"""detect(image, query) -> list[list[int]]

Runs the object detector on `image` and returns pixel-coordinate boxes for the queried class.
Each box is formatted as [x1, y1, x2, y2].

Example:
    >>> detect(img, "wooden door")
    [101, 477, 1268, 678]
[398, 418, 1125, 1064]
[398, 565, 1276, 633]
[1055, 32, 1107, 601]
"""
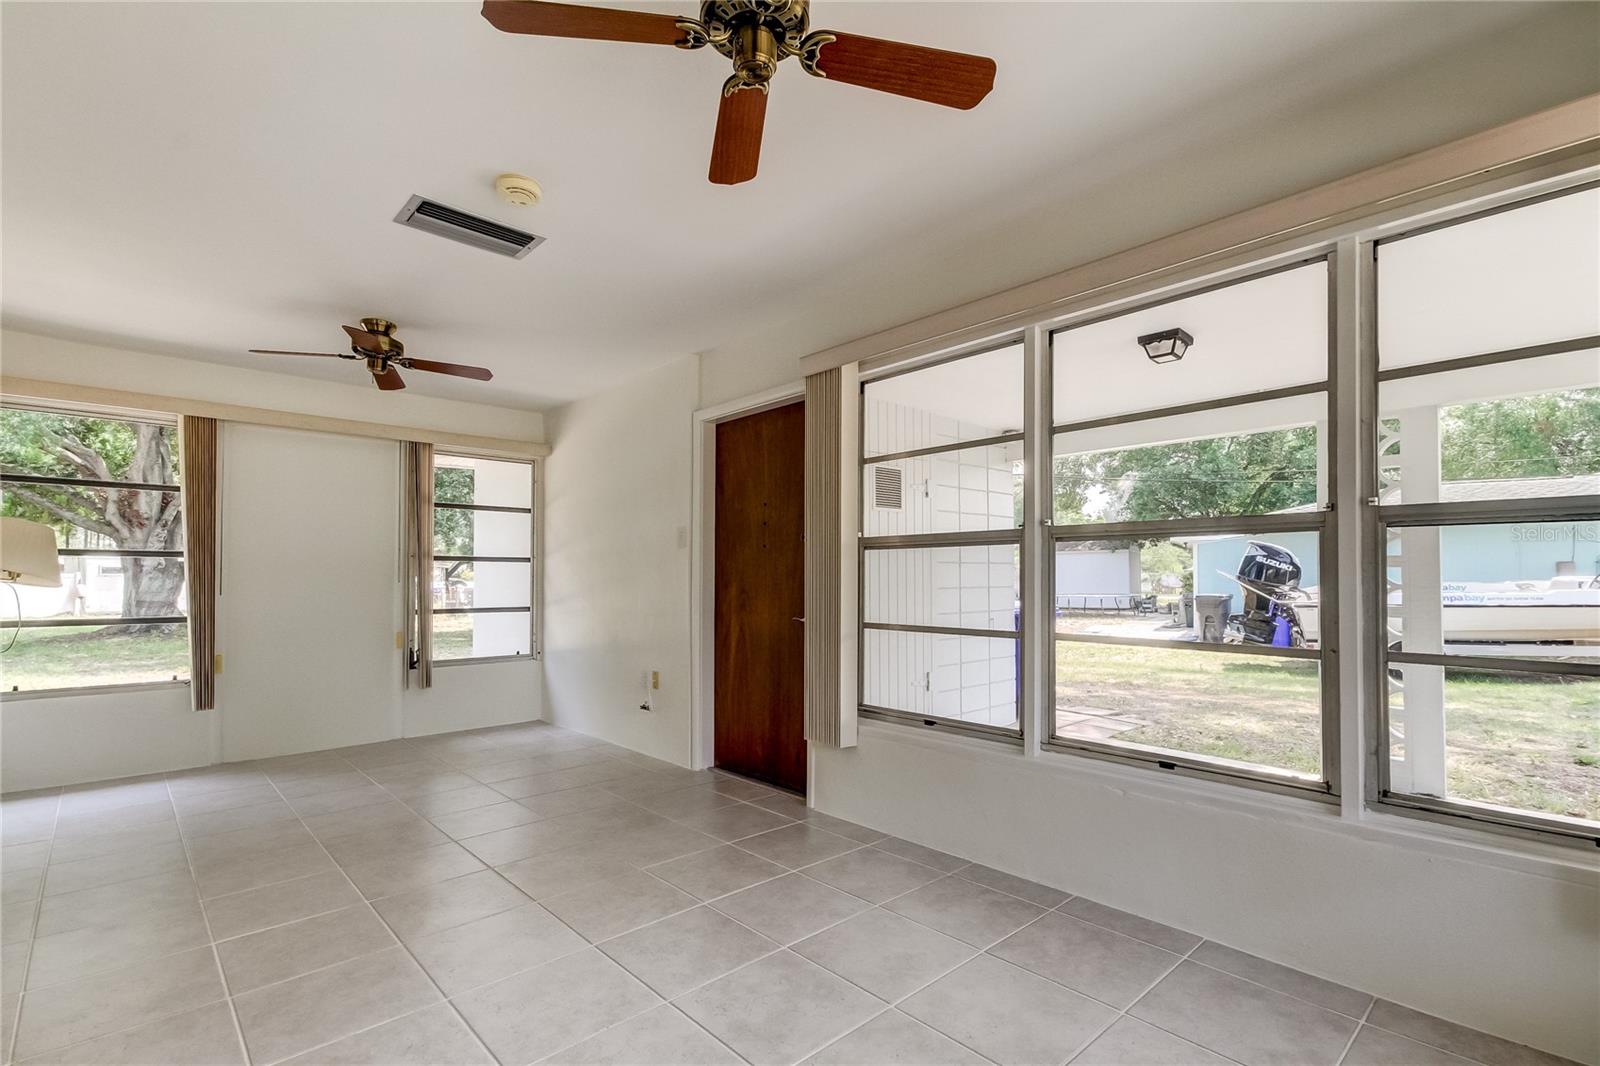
[714, 401, 807, 793]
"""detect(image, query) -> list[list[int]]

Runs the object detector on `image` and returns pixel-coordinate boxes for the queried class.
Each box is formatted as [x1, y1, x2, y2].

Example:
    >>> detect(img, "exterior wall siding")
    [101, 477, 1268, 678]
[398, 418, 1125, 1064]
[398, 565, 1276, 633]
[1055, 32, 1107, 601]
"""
[863, 398, 1020, 726]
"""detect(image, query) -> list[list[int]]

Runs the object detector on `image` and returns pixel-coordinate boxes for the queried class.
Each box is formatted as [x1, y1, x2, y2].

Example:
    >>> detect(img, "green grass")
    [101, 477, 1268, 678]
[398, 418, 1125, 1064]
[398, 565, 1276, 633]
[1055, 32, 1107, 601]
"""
[0, 626, 189, 691]
[432, 613, 474, 659]
[1056, 642, 1599, 819]
[1057, 643, 1323, 776]
[1426, 671, 1598, 821]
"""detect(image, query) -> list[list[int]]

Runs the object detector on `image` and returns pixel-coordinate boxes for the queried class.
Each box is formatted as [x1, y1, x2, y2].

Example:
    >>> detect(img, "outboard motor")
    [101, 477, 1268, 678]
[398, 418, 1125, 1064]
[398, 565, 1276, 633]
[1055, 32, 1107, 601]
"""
[1226, 541, 1309, 648]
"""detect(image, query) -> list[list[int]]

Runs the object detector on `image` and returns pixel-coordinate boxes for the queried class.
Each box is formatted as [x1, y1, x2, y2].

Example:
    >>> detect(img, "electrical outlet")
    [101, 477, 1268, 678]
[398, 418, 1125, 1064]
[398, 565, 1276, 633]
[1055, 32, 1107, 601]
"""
[395, 631, 404, 650]
[651, 671, 660, 690]
[213, 653, 223, 674]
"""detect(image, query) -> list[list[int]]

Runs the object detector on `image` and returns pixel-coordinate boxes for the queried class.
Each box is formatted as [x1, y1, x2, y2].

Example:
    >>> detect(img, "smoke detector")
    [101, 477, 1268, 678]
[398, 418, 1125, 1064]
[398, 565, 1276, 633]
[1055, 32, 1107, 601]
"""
[495, 173, 542, 207]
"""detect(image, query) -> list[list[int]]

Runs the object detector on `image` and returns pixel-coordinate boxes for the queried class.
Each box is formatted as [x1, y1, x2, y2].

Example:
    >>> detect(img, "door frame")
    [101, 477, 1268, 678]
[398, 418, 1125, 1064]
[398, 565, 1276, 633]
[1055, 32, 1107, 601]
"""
[690, 381, 808, 793]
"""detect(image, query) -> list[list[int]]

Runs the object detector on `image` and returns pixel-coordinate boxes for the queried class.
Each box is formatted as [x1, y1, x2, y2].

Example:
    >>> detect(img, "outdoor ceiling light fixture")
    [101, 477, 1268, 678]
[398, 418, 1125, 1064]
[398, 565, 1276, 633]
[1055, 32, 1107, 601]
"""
[1138, 327, 1193, 364]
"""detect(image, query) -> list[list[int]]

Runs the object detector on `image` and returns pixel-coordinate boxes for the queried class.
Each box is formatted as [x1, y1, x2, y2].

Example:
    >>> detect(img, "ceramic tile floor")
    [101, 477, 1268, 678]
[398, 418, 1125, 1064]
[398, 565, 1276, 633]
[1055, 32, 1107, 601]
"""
[0, 721, 1578, 1066]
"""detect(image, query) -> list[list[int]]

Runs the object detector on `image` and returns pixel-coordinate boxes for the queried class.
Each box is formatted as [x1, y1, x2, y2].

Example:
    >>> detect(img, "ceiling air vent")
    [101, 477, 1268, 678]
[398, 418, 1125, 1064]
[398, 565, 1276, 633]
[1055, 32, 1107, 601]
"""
[393, 195, 546, 259]
[873, 466, 904, 510]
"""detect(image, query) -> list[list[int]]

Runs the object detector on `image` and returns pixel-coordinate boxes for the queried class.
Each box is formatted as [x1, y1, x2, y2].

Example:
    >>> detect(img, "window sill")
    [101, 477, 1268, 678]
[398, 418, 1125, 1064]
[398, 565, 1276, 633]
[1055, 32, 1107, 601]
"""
[1042, 737, 1334, 805]
[0, 679, 192, 702]
[851, 717, 1600, 880]
[430, 654, 540, 668]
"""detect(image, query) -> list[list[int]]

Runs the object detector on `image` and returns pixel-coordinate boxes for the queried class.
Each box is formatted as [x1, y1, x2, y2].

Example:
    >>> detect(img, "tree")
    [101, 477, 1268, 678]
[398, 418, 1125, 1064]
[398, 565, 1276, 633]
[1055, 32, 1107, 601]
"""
[432, 466, 475, 605]
[1100, 427, 1320, 522]
[1051, 454, 1098, 524]
[1140, 540, 1193, 594]
[1439, 389, 1600, 481]
[1, 411, 184, 628]
[1051, 427, 1320, 525]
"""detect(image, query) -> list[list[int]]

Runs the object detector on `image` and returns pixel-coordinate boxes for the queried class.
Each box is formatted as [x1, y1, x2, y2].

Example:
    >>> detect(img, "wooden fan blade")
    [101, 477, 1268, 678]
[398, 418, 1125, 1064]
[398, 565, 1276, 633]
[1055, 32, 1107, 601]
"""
[709, 86, 767, 185]
[481, 1, 689, 45]
[809, 32, 995, 110]
[342, 324, 388, 351]
[405, 358, 494, 382]
[372, 366, 407, 391]
[249, 349, 344, 358]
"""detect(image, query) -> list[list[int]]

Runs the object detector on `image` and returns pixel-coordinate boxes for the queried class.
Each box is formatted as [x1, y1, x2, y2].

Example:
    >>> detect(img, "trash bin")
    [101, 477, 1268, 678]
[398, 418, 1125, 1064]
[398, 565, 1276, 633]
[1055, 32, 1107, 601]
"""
[1194, 594, 1233, 643]
[1180, 593, 1195, 628]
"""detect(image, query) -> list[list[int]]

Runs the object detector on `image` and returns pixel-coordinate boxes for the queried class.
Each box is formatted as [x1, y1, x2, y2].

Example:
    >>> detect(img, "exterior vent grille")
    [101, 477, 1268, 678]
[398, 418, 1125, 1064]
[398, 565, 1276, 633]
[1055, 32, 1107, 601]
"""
[873, 466, 904, 510]
[393, 195, 545, 259]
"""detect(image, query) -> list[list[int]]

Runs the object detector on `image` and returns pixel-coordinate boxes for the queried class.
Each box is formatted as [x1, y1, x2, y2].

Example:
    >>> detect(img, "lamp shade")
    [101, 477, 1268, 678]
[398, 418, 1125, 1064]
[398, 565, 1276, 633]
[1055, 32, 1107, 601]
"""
[0, 518, 62, 587]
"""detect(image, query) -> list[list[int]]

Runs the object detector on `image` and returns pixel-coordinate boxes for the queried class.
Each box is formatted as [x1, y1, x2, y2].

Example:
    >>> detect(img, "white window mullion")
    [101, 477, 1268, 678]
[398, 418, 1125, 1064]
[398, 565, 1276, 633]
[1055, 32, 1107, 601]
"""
[1021, 323, 1052, 756]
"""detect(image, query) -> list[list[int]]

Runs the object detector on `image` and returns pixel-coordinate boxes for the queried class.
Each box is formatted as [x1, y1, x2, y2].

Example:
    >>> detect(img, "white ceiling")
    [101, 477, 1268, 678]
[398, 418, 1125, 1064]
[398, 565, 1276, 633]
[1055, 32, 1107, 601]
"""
[3, 2, 1596, 411]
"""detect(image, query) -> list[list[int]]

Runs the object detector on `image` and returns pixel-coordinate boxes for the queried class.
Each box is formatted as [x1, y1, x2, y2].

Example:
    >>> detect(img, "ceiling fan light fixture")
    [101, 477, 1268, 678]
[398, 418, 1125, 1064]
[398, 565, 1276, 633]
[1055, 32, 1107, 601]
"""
[479, 0, 996, 184]
[250, 320, 494, 391]
[495, 173, 543, 206]
[1138, 327, 1193, 364]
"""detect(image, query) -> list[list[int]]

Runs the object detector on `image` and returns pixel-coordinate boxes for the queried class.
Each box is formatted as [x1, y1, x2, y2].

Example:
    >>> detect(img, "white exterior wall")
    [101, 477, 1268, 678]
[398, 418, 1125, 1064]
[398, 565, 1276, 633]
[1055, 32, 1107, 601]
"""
[1054, 548, 1138, 599]
[469, 458, 535, 659]
[863, 398, 1019, 726]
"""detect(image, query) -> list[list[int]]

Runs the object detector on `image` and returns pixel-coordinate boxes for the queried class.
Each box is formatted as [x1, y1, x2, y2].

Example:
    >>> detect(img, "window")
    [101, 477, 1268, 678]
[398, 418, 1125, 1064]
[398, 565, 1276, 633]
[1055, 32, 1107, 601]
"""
[859, 343, 1023, 733]
[431, 453, 535, 661]
[1047, 261, 1336, 790]
[0, 406, 189, 692]
[1372, 184, 1600, 840]
[847, 173, 1598, 846]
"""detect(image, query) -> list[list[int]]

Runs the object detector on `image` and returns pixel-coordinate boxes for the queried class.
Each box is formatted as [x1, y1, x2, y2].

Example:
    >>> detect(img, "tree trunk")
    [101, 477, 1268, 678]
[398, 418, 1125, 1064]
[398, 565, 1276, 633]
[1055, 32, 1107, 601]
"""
[101, 427, 186, 633]
[118, 556, 187, 627]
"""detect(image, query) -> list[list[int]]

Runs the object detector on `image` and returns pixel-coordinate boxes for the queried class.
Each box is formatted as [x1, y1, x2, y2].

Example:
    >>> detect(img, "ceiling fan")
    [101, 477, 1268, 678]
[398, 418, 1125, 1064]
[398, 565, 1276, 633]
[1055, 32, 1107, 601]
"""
[249, 319, 494, 392]
[480, 0, 997, 184]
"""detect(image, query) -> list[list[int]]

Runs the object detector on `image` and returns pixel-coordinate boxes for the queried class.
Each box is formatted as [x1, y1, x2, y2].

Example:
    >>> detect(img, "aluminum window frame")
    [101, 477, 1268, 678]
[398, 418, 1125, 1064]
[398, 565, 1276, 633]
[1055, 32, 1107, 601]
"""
[1366, 183, 1600, 844]
[428, 451, 538, 665]
[1042, 255, 1341, 798]
[0, 404, 192, 694]
[857, 338, 1028, 742]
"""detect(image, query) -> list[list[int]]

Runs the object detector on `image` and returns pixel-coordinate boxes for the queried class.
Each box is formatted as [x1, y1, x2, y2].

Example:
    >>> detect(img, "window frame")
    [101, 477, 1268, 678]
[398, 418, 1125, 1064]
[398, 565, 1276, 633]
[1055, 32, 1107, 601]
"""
[1042, 255, 1342, 799]
[1365, 182, 1600, 845]
[0, 402, 192, 695]
[857, 339, 1027, 742]
[428, 452, 539, 666]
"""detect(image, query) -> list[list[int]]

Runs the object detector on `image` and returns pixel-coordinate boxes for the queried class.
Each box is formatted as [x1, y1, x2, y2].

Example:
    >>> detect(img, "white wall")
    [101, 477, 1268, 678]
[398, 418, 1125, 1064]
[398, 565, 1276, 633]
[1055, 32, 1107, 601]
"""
[540, 356, 697, 764]
[813, 727, 1600, 1064]
[402, 658, 541, 739]
[216, 424, 403, 759]
[0, 685, 208, 792]
[1055, 548, 1138, 598]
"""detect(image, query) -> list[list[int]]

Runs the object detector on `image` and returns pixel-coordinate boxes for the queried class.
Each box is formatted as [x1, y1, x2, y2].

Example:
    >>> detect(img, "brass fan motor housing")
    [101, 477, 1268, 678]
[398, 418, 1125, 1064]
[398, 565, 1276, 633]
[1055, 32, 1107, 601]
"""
[681, 0, 832, 92]
[730, 23, 780, 88]
[699, 0, 809, 56]
[354, 317, 404, 358]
